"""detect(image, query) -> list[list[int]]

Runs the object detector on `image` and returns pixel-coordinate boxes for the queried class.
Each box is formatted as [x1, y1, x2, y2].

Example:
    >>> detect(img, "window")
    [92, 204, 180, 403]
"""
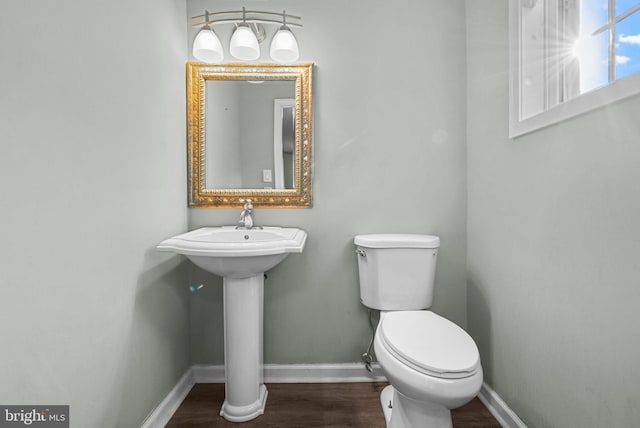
[580, 0, 640, 88]
[510, 0, 640, 137]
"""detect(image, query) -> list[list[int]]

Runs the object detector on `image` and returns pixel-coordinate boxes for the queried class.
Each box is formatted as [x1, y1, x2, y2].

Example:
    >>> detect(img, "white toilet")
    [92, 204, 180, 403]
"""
[354, 234, 483, 428]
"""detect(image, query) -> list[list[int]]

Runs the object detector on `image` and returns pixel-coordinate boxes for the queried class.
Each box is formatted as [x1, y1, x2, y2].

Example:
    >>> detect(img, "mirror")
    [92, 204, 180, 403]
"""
[187, 62, 313, 208]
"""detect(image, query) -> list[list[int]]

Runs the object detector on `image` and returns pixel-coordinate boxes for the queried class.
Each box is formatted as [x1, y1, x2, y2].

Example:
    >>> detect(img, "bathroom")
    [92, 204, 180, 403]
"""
[1, 0, 639, 427]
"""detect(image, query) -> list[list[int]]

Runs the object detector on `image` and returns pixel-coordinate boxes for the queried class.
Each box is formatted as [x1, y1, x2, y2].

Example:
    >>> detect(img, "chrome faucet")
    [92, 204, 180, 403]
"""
[238, 199, 255, 229]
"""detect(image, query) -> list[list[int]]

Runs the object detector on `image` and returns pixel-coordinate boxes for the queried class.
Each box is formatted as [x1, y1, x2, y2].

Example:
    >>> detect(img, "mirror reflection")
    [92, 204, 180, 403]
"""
[187, 62, 313, 208]
[205, 80, 295, 189]
[274, 98, 295, 190]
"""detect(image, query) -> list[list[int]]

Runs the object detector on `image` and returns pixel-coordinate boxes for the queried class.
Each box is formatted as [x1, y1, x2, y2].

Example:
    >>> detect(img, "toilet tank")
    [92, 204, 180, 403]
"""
[354, 234, 440, 311]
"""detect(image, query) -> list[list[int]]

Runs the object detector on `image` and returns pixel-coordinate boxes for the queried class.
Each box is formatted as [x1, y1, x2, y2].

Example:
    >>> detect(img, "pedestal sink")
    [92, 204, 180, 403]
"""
[157, 226, 307, 422]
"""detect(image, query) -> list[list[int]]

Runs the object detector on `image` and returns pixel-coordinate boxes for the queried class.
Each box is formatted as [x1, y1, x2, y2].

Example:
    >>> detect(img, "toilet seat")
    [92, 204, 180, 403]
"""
[379, 311, 480, 379]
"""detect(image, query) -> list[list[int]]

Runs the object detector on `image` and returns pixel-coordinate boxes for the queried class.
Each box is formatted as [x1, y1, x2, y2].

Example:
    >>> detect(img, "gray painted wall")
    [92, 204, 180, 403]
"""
[238, 81, 294, 189]
[0, 1, 190, 427]
[187, 0, 468, 364]
[206, 81, 242, 188]
[467, 1, 640, 427]
[5, 1, 634, 427]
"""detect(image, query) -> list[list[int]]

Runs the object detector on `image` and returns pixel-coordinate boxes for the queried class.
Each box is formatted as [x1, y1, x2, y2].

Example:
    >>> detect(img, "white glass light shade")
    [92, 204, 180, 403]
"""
[270, 28, 299, 63]
[229, 24, 260, 60]
[192, 27, 224, 63]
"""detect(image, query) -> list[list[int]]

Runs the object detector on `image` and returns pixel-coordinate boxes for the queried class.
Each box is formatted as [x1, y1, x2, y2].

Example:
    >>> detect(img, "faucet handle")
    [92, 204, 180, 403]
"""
[240, 199, 253, 210]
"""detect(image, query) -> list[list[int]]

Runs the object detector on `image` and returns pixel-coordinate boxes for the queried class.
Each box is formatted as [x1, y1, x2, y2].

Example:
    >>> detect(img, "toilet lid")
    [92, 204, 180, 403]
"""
[379, 311, 480, 379]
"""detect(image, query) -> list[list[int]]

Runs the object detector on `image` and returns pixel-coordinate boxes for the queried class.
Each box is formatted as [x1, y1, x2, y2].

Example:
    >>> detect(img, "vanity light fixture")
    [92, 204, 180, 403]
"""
[191, 7, 302, 63]
[270, 11, 299, 63]
[229, 23, 260, 61]
[192, 12, 224, 63]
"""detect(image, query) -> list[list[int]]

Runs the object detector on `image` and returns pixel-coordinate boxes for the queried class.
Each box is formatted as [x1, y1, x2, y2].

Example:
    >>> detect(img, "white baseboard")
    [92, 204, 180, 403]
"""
[140, 369, 194, 428]
[478, 382, 528, 428]
[265, 362, 387, 383]
[193, 362, 387, 383]
[191, 364, 225, 383]
[192, 363, 387, 383]
[142, 364, 525, 428]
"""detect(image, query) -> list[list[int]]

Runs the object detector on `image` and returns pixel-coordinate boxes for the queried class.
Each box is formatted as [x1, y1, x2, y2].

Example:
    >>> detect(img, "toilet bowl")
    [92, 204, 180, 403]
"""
[354, 234, 483, 428]
[374, 311, 483, 428]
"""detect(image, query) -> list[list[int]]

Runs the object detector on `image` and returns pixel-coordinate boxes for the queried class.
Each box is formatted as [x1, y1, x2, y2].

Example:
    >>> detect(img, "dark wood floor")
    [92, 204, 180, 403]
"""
[167, 382, 501, 427]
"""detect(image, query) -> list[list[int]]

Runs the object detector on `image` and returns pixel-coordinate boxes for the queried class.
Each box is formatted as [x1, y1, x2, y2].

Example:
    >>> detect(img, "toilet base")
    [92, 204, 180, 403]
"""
[380, 385, 394, 424]
[380, 385, 452, 428]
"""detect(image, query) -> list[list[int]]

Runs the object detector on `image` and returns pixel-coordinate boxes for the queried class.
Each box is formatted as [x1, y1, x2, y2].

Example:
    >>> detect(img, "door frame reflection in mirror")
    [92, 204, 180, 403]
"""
[273, 98, 295, 190]
[187, 62, 313, 208]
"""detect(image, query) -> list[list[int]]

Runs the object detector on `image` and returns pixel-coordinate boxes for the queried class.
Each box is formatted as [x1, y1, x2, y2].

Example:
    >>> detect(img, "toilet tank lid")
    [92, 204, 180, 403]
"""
[354, 234, 440, 249]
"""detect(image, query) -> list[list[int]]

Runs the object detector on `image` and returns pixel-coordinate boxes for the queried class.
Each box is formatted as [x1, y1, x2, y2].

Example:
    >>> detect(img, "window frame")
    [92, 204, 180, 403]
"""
[509, 0, 640, 138]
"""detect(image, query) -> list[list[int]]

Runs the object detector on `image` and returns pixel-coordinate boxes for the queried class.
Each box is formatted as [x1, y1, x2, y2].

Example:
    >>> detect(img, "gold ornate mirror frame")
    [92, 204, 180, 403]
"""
[187, 62, 313, 208]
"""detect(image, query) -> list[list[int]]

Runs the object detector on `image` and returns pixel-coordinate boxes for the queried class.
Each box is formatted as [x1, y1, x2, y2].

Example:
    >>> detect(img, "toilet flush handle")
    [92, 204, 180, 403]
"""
[355, 248, 366, 257]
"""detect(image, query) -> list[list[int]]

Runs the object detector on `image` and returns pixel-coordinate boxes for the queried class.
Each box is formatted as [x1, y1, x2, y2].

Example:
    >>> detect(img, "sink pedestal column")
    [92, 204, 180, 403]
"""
[220, 274, 268, 422]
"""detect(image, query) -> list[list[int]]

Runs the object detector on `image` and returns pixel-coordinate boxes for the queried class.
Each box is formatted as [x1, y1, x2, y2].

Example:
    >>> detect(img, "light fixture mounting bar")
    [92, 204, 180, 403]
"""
[192, 9, 302, 29]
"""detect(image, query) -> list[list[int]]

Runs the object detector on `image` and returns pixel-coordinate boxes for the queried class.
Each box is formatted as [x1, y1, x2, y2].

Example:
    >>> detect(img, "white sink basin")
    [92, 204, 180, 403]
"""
[157, 226, 307, 278]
